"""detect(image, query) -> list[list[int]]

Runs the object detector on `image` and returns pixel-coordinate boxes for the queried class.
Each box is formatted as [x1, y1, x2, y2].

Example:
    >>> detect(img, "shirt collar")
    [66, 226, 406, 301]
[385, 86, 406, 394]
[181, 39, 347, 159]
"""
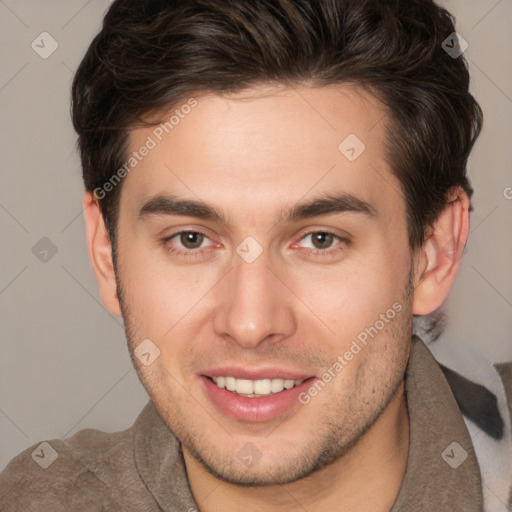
[133, 336, 483, 511]
[390, 335, 483, 511]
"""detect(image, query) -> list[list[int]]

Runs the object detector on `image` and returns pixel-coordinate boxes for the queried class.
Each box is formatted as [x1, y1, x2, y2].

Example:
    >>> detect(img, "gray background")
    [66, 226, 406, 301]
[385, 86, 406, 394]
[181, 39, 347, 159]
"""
[1, 0, 511, 471]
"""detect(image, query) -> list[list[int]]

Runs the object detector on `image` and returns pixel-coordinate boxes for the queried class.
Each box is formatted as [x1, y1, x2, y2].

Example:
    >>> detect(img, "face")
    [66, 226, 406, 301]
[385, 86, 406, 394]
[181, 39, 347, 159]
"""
[113, 84, 415, 485]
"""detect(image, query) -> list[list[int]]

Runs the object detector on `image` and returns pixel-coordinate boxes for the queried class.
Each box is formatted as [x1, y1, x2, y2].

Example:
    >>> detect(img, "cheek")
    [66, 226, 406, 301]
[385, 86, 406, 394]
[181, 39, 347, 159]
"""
[288, 250, 410, 344]
[119, 249, 223, 368]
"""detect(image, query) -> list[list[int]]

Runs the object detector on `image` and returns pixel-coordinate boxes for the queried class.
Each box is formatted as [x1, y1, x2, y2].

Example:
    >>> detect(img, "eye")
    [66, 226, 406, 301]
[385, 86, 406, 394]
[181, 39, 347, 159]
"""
[163, 230, 214, 257]
[296, 231, 348, 256]
[174, 231, 209, 249]
[300, 232, 337, 250]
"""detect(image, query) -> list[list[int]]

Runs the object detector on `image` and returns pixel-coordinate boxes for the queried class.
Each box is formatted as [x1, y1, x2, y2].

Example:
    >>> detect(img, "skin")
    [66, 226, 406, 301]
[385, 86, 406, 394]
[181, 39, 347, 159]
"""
[84, 84, 469, 511]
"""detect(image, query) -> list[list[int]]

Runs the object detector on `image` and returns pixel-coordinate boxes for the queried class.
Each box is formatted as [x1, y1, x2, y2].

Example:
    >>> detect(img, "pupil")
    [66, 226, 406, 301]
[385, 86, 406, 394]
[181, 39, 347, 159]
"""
[313, 232, 332, 249]
[181, 232, 203, 249]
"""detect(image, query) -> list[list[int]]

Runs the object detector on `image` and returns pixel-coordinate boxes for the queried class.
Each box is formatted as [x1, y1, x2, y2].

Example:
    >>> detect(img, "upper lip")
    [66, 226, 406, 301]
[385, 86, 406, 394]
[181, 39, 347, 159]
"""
[200, 367, 315, 381]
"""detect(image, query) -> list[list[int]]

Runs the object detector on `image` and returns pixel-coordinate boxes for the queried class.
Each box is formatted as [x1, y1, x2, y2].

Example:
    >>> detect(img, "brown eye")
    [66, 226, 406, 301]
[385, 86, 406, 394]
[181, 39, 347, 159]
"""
[310, 232, 335, 250]
[296, 230, 348, 258]
[179, 231, 205, 249]
[163, 229, 215, 259]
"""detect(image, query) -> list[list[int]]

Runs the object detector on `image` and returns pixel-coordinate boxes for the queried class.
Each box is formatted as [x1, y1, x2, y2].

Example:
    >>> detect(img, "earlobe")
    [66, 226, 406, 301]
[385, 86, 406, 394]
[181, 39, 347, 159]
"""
[412, 187, 470, 316]
[83, 192, 122, 317]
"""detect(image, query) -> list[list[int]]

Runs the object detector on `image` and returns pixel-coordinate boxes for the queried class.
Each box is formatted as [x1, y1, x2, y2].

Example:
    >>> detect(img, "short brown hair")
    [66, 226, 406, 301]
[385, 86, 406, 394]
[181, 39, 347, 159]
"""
[71, 0, 482, 252]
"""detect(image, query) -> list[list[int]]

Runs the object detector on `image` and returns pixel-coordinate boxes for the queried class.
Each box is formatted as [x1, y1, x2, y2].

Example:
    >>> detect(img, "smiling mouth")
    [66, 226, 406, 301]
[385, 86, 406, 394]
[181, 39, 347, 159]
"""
[206, 376, 306, 397]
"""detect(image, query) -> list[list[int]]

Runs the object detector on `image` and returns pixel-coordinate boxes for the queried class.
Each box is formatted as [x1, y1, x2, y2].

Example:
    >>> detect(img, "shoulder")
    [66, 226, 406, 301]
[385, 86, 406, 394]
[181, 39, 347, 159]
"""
[494, 360, 512, 433]
[0, 426, 135, 512]
[494, 360, 512, 431]
[495, 360, 512, 395]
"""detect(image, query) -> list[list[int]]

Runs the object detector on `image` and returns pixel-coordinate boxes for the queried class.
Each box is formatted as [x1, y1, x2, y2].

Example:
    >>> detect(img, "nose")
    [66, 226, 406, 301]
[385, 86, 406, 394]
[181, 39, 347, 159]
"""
[213, 247, 297, 349]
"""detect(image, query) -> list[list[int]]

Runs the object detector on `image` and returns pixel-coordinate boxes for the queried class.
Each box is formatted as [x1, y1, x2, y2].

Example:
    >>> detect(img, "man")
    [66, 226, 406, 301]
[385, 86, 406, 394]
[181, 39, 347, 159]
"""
[1, 0, 511, 510]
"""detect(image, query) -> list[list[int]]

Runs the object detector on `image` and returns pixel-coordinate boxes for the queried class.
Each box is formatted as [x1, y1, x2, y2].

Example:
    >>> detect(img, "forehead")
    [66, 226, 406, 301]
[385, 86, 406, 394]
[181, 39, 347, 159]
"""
[121, 84, 403, 225]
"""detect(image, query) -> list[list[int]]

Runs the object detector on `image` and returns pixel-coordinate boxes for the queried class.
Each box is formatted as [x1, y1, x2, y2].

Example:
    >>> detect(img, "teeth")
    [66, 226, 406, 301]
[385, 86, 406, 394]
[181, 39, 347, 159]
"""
[284, 380, 295, 389]
[211, 376, 304, 396]
[236, 379, 253, 395]
[271, 379, 285, 393]
[225, 376, 236, 391]
[254, 379, 271, 395]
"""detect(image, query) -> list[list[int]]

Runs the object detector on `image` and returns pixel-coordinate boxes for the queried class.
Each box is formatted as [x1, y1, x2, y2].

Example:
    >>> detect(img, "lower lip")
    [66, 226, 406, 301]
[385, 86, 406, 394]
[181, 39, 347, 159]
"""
[199, 376, 317, 422]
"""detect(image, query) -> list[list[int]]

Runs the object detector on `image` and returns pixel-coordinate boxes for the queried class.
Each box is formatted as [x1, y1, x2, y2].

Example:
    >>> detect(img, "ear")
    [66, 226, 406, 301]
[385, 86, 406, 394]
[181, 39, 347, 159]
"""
[412, 187, 470, 315]
[83, 192, 122, 317]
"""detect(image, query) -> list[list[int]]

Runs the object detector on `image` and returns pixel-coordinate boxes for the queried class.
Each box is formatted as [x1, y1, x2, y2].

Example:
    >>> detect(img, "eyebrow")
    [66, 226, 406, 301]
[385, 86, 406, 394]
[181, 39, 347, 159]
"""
[138, 192, 377, 225]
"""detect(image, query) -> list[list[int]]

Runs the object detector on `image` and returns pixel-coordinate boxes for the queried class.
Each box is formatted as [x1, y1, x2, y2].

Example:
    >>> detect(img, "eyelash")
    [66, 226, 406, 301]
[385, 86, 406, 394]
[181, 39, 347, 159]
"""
[162, 230, 349, 259]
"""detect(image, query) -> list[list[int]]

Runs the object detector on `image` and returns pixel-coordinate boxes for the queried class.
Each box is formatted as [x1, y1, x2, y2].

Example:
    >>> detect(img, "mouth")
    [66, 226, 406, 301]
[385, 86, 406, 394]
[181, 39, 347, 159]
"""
[199, 372, 317, 422]
[207, 376, 305, 397]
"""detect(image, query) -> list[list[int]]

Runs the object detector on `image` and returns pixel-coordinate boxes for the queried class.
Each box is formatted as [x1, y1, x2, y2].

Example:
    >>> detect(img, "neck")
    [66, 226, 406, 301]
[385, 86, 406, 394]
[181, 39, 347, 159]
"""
[184, 381, 410, 512]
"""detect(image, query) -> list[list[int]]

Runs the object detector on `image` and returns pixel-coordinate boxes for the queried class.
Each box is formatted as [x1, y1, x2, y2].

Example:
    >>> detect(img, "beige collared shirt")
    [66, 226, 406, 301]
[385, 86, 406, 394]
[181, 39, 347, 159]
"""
[1, 337, 510, 511]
